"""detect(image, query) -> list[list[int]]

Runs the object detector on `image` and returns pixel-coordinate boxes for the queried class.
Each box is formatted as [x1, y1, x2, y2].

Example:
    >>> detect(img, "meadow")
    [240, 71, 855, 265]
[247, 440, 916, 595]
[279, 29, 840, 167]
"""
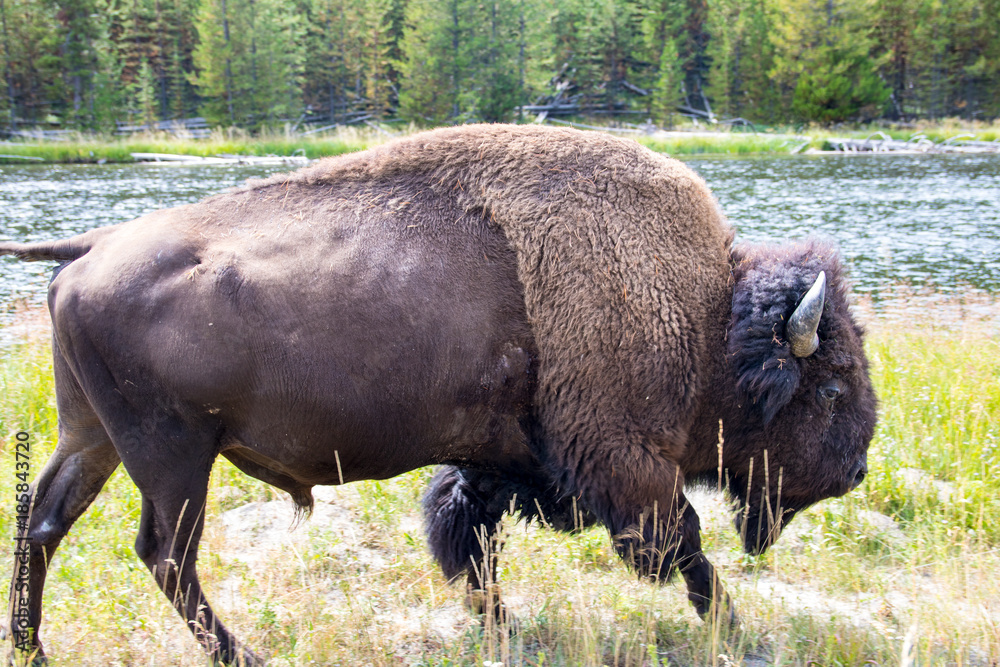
[0, 298, 997, 666]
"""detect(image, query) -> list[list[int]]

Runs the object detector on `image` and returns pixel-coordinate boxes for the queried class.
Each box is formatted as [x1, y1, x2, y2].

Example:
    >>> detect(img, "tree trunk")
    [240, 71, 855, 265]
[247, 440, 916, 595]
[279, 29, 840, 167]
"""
[517, 0, 525, 123]
[249, 0, 258, 122]
[0, 0, 15, 129]
[450, 0, 460, 118]
[221, 0, 234, 124]
[156, 0, 168, 120]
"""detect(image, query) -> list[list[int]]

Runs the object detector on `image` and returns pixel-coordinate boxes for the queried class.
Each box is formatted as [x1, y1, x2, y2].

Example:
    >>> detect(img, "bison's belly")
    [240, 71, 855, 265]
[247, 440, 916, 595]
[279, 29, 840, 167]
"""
[49, 204, 538, 485]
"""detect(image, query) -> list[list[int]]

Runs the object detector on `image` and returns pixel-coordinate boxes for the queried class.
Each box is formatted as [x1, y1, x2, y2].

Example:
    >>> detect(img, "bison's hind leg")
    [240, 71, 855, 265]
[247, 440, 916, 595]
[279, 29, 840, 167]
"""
[118, 423, 264, 667]
[4, 347, 120, 661]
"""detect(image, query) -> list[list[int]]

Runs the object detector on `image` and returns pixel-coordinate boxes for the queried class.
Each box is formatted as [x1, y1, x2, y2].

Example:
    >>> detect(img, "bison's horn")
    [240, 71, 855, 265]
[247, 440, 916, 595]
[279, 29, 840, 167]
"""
[787, 271, 826, 358]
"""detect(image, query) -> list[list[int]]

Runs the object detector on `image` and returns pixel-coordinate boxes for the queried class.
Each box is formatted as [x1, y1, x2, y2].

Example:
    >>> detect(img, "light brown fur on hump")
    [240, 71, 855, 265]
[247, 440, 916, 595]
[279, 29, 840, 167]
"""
[248, 124, 734, 472]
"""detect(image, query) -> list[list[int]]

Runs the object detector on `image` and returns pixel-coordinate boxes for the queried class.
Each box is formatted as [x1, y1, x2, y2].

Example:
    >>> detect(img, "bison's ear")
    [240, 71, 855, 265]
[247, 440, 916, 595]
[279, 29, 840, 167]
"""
[727, 290, 803, 425]
[732, 351, 801, 425]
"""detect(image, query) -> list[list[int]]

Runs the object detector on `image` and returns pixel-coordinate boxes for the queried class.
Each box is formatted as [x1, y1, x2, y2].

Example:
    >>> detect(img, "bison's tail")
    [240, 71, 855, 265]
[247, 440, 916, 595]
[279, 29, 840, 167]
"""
[0, 229, 108, 262]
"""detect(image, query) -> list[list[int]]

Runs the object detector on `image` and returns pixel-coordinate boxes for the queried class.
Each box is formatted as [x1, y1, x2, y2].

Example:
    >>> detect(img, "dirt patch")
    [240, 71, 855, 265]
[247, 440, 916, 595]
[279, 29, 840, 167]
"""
[202, 484, 473, 660]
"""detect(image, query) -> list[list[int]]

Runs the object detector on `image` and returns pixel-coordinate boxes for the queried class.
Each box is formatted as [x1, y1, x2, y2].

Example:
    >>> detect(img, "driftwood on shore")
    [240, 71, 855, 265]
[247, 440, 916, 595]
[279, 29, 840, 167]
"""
[824, 132, 1000, 154]
[130, 152, 311, 165]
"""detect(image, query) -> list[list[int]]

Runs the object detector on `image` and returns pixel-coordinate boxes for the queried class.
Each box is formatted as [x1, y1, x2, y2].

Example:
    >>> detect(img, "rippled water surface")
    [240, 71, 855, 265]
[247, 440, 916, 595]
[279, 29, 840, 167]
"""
[0, 163, 278, 304]
[687, 153, 1000, 296]
[1, 154, 998, 308]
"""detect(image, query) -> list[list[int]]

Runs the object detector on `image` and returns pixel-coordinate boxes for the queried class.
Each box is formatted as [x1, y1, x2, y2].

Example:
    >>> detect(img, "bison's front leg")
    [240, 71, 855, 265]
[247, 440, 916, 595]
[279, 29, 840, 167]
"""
[584, 454, 737, 625]
[672, 506, 737, 625]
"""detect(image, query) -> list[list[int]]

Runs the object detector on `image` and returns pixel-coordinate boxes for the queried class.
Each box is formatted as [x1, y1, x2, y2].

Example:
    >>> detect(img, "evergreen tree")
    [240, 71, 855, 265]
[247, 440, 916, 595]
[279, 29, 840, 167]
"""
[909, 0, 997, 119]
[168, 0, 201, 120]
[771, 0, 889, 123]
[382, 0, 407, 106]
[397, 0, 457, 122]
[651, 36, 682, 124]
[191, 0, 304, 127]
[90, 0, 127, 130]
[131, 54, 158, 127]
[7, 0, 63, 124]
[704, 0, 777, 121]
[982, 0, 1000, 116]
[704, 0, 736, 116]
[639, 0, 687, 118]
[189, 0, 234, 123]
[0, 0, 15, 127]
[871, 0, 915, 119]
[462, 0, 530, 121]
[302, 0, 351, 122]
[398, 0, 542, 123]
[679, 0, 710, 112]
[357, 0, 395, 117]
[735, 0, 778, 119]
[549, 0, 644, 111]
[0, 0, 996, 131]
[53, 0, 104, 127]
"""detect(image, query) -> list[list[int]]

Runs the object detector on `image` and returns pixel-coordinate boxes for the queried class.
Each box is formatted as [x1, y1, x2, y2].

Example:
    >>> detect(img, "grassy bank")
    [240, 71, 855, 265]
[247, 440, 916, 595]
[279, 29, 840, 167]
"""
[636, 133, 807, 156]
[2, 119, 998, 164]
[0, 126, 391, 165]
[0, 125, 804, 164]
[0, 306, 998, 665]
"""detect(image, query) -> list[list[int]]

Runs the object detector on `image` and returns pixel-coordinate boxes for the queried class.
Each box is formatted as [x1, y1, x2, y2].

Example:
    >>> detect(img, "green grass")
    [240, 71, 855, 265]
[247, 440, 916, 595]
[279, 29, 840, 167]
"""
[637, 134, 810, 156]
[0, 126, 390, 164]
[2, 119, 997, 164]
[863, 324, 1000, 539]
[0, 306, 998, 665]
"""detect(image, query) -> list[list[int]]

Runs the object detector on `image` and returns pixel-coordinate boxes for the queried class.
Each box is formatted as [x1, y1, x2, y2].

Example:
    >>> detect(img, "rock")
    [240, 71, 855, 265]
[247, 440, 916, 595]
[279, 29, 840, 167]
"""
[897, 467, 957, 504]
[856, 510, 908, 545]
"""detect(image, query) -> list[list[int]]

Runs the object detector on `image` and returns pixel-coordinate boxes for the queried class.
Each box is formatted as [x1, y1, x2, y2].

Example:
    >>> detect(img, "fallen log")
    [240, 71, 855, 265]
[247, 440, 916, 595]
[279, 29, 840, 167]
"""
[130, 152, 310, 165]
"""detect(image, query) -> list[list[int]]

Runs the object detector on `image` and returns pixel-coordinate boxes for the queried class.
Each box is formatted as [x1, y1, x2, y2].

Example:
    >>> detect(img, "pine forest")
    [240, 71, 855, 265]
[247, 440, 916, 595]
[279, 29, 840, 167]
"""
[0, 0, 998, 133]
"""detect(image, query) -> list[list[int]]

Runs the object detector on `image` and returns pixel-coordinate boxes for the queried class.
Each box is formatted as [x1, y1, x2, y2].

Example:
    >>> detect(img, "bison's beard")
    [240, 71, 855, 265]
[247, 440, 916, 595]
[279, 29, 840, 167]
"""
[732, 503, 802, 555]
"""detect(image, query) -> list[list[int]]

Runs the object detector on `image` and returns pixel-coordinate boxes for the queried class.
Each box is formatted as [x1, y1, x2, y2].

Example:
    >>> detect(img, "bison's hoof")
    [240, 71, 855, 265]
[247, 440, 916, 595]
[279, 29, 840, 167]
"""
[465, 587, 520, 635]
[695, 598, 740, 630]
[225, 647, 267, 667]
[6, 647, 48, 667]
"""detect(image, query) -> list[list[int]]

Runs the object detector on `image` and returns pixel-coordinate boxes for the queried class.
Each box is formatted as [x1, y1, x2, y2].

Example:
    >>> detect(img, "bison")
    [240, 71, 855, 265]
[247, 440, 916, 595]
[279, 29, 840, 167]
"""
[0, 124, 876, 665]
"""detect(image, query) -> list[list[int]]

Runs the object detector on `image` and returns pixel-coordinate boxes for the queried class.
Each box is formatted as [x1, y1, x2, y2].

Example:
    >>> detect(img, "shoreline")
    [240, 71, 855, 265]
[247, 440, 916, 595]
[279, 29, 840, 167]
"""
[1, 124, 998, 164]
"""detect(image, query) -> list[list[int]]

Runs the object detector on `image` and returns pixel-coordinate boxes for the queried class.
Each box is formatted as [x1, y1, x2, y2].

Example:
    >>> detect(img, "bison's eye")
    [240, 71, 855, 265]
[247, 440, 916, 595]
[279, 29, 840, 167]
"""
[817, 379, 844, 410]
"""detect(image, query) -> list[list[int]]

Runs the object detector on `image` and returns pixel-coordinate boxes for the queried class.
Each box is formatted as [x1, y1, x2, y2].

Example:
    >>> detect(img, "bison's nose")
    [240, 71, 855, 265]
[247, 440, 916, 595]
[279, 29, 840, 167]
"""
[849, 459, 868, 491]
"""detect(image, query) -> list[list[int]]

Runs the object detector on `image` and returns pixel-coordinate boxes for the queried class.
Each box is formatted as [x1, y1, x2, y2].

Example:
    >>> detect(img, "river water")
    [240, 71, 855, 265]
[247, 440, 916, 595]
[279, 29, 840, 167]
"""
[1, 153, 998, 312]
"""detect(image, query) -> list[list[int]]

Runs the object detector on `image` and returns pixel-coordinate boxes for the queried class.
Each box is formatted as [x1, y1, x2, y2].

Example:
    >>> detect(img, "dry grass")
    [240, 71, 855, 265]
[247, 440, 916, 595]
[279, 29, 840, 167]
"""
[0, 300, 998, 666]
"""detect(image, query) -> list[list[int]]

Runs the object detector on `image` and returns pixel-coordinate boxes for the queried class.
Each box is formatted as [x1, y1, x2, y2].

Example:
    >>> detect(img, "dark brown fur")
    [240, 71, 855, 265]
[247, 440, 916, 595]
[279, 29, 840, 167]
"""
[0, 125, 875, 664]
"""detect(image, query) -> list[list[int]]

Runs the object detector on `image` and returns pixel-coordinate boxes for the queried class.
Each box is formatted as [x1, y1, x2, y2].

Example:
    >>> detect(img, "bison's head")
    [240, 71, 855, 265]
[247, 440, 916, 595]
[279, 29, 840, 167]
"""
[722, 241, 877, 555]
